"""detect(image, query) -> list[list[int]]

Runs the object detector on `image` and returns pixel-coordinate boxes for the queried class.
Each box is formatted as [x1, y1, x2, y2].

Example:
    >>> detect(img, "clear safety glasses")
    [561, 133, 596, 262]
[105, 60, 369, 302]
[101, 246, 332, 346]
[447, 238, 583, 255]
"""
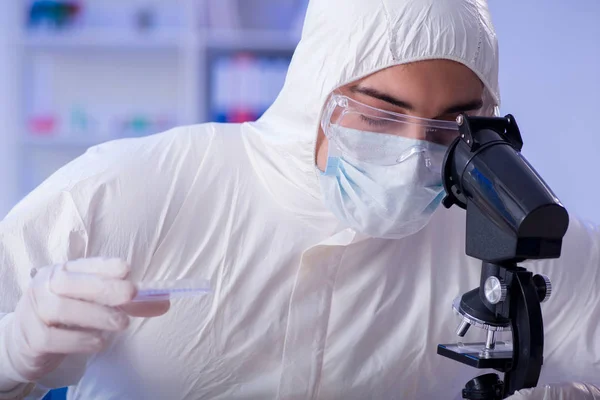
[320, 93, 462, 168]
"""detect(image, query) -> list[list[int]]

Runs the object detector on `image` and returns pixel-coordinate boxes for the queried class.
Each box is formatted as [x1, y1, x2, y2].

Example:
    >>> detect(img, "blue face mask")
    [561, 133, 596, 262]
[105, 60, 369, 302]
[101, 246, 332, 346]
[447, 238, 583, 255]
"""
[318, 127, 447, 239]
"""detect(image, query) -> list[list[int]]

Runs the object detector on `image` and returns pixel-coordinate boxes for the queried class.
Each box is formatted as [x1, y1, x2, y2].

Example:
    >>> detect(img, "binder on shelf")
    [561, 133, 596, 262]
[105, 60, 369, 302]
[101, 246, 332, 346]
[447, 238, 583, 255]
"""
[207, 50, 293, 123]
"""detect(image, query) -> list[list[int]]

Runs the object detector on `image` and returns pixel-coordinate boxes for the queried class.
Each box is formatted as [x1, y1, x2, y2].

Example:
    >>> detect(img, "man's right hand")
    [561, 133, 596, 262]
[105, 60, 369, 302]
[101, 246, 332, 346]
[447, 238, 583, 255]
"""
[1, 258, 169, 384]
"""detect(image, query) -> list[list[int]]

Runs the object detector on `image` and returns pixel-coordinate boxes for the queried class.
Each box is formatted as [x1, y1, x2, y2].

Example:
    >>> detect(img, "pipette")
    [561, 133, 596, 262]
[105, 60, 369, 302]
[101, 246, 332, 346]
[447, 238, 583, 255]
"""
[132, 278, 212, 302]
[30, 267, 210, 302]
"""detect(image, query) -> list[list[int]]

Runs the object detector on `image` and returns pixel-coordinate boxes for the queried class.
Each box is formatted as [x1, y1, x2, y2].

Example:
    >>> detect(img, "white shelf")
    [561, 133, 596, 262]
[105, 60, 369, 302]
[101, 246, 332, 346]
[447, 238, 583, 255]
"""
[21, 28, 301, 52]
[21, 136, 109, 149]
[206, 29, 300, 51]
[22, 29, 183, 50]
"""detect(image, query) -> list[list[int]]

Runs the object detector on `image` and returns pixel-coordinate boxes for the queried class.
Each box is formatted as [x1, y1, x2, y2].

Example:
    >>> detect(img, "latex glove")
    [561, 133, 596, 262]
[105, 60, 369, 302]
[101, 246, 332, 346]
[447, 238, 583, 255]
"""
[0, 258, 169, 386]
[508, 382, 600, 400]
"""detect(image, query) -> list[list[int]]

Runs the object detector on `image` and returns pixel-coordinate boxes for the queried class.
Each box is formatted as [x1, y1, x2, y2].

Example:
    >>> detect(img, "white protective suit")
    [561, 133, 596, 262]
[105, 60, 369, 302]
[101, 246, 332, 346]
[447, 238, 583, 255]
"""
[1, 0, 599, 399]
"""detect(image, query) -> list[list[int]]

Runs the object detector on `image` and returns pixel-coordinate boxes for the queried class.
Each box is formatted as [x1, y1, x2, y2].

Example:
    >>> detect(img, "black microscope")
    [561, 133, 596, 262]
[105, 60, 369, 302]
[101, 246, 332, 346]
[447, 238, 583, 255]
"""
[437, 114, 570, 399]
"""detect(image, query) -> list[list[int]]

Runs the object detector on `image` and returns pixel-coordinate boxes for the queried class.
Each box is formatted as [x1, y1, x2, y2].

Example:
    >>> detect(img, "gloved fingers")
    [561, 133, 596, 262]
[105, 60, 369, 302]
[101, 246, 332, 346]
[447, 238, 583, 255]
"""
[32, 293, 130, 332]
[509, 382, 600, 399]
[63, 258, 131, 279]
[29, 326, 107, 355]
[40, 263, 136, 307]
[119, 300, 171, 317]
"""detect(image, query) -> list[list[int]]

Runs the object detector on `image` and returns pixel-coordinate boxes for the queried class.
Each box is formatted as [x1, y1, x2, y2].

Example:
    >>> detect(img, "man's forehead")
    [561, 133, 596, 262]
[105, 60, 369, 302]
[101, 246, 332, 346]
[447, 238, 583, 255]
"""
[361, 60, 482, 83]
[340, 63, 484, 119]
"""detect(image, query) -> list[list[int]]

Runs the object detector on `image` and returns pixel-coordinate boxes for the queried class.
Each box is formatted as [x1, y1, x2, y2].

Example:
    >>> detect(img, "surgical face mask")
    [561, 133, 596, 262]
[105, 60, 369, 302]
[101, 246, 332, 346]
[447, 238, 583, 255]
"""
[317, 94, 460, 239]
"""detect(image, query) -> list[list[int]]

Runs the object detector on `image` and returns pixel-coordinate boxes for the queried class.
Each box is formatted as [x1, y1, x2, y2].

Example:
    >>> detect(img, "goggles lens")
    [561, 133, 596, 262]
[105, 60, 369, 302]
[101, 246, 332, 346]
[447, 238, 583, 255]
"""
[321, 94, 463, 169]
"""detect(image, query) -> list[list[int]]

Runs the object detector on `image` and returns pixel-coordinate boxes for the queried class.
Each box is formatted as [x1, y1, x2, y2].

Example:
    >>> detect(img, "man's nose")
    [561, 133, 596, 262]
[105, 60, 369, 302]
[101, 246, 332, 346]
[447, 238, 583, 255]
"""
[400, 123, 428, 141]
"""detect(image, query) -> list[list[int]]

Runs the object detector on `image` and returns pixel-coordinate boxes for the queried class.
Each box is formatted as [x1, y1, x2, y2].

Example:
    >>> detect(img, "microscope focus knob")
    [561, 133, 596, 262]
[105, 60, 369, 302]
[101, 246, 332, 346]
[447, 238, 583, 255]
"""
[484, 276, 507, 305]
[533, 274, 552, 303]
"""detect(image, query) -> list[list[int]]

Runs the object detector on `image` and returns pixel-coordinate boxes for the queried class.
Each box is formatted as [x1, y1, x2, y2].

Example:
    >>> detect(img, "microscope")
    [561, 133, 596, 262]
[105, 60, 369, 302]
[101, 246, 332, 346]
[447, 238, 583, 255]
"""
[436, 114, 570, 399]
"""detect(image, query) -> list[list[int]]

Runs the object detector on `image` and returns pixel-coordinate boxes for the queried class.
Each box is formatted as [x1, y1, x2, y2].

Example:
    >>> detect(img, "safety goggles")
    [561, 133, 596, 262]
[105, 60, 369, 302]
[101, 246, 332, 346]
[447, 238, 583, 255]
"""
[321, 93, 462, 169]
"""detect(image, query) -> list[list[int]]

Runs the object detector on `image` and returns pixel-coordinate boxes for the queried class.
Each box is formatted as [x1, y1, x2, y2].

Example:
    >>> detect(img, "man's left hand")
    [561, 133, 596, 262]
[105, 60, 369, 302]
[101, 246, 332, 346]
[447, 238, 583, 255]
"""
[507, 382, 600, 399]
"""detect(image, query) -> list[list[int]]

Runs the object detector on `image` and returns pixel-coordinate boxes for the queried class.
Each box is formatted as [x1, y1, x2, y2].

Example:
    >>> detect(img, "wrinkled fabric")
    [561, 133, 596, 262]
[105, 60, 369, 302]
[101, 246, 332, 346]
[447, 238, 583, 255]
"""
[508, 382, 600, 400]
[0, 0, 598, 399]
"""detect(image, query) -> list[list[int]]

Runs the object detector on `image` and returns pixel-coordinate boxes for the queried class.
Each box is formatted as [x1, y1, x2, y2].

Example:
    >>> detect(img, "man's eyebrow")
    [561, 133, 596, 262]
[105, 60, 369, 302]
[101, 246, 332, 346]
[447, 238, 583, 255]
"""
[349, 85, 415, 110]
[349, 84, 484, 118]
[439, 99, 484, 117]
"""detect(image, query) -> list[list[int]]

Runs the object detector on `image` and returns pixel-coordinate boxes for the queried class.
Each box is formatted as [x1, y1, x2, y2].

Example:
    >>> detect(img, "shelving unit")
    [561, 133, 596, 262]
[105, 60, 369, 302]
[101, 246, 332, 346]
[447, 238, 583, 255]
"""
[22, 29, 183, 49]
[14, 0, 306, 198]
[21, 135, 102, 148]
[205, 29, 301, 50]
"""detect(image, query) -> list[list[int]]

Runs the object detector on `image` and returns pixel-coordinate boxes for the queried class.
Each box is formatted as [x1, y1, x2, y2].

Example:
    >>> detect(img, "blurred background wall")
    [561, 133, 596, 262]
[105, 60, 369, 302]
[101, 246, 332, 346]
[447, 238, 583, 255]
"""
[489, 0, 600, 226]
[0, 3, 21, 217]
[0, 0, 599, 225]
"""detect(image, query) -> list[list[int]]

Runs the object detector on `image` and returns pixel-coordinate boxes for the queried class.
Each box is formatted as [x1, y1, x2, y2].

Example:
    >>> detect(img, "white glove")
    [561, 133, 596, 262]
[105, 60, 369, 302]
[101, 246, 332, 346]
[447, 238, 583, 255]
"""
[508, 382, 600, 400]
[0, 258, 169, 389]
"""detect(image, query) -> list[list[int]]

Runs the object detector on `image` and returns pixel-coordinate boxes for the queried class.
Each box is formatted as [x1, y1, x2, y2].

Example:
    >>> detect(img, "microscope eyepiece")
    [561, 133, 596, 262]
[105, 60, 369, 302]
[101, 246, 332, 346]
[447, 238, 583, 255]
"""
[441, 114, 569, 263]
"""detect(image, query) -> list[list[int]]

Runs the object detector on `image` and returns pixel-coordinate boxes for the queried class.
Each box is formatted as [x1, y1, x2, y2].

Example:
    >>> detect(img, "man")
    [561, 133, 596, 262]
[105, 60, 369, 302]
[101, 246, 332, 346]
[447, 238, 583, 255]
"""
[1, 0, 599, 399]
